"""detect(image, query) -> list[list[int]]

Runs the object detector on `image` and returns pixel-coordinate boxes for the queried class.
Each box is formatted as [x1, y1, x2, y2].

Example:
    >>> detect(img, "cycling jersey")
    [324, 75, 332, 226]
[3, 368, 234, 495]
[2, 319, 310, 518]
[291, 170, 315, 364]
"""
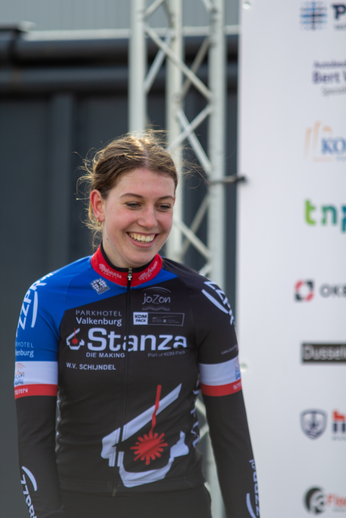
[14, 245, 260, 518]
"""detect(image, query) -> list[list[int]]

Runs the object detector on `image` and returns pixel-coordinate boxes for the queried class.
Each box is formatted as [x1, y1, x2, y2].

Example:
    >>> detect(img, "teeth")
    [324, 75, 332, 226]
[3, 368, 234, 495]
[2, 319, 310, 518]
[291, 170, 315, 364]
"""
[129, 233, 155, 243]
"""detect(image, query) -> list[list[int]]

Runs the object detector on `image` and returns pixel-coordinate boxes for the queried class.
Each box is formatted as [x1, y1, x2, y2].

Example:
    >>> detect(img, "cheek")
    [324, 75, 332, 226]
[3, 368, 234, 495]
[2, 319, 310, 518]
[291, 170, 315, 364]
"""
[162, 214, 173, 233]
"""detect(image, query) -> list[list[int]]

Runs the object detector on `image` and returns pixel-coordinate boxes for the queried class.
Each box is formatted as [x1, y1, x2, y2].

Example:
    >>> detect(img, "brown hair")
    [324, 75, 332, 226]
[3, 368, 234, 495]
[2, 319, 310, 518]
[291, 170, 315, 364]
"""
[79, 131, 178, 235]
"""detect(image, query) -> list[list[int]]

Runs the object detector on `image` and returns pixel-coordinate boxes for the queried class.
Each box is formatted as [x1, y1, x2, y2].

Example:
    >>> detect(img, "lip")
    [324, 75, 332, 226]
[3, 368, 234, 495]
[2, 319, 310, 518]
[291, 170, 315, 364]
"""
[127, 232, 159, 247]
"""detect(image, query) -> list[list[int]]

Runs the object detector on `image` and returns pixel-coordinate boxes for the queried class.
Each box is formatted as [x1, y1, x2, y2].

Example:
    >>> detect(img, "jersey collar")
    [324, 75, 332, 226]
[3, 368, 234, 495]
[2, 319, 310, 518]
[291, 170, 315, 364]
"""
[91, 245, 162, 287]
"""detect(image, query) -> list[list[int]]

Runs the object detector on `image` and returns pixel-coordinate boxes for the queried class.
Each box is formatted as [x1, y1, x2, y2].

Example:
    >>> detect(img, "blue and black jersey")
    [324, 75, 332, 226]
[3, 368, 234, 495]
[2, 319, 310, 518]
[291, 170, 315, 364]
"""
[15, 245, 260, 518]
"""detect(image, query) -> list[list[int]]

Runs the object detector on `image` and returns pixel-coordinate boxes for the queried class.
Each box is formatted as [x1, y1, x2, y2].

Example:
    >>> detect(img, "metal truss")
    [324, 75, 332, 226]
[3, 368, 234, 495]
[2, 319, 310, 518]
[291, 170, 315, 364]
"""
[129, 0, 240, 290]
[129, 4, 231, 514]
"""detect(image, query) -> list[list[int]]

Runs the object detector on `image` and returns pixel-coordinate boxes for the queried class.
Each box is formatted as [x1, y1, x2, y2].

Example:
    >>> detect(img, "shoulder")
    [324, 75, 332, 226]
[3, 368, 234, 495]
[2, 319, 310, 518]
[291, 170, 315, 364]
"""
[161, 257, 205, 288]
[27, 256, 92, 294]
[17, 256, 93, 339]
[161, 257, 234, 325]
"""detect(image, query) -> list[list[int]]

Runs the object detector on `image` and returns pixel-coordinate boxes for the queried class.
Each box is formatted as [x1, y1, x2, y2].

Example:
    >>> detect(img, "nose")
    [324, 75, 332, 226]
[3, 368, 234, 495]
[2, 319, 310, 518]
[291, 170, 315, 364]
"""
[138, 206, 158, 229]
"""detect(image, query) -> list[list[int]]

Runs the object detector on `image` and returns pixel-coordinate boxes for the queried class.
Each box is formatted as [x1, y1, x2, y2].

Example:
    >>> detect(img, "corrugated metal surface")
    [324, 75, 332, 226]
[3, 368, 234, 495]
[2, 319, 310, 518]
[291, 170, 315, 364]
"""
[0, 0, 238, 31]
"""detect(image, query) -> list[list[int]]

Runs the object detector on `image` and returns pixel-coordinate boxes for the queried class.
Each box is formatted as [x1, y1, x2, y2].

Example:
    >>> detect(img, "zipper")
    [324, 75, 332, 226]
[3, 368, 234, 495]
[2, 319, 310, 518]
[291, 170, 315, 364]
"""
[112, 267, 132, 496]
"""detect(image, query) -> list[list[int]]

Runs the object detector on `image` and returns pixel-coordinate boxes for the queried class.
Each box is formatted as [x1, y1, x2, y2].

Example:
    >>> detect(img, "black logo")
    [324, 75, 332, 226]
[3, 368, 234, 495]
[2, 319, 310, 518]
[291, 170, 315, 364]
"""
[302, 343, 346, 363]
[332, 4, 346, 20]
[301, 410, 327, 439]
[142, 287, 171, 311]
[305, 487, 326, 514]
[300, 2, 327, 30]
[295, 280, 314, 301]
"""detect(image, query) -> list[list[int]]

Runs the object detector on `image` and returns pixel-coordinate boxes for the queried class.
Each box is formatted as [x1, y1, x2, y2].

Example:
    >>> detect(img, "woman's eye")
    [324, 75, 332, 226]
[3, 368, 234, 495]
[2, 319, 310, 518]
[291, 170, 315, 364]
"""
[159, 204, 171, 211]
[126, 202, 140, 208]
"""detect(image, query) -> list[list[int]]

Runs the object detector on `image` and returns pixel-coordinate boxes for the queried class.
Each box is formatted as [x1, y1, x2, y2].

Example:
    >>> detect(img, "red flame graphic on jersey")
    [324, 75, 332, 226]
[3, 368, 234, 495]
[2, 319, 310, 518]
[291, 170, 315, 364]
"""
[71, 328, 79, 346]
[130, 385, 168, 465]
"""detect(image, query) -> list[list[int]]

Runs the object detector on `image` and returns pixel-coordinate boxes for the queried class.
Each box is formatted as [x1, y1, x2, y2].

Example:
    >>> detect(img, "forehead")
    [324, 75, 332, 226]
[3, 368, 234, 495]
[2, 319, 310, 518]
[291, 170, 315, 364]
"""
[113, 168, 175, 196]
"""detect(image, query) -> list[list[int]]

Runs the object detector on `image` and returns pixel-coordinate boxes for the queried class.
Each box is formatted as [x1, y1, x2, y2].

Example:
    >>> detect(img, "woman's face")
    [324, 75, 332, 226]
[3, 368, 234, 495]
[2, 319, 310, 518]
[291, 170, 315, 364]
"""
[90, 168, 175, 269]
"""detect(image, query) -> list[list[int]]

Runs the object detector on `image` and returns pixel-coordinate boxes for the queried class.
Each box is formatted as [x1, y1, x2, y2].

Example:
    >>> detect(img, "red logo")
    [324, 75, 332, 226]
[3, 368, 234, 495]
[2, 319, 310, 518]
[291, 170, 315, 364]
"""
[295, 280, 314, 301]
[333, 410, 346, 434]
[130, 385, 168, 465]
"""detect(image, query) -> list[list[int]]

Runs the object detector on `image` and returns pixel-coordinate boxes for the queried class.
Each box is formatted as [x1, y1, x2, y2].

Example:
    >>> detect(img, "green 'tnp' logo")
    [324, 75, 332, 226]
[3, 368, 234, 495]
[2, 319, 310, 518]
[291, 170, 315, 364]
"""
[305, 200, 346, 233]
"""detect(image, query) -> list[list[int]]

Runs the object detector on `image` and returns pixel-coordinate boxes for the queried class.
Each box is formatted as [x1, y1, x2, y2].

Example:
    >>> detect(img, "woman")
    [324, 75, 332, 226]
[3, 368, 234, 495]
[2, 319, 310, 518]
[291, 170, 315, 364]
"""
[14, 133, 260, 518]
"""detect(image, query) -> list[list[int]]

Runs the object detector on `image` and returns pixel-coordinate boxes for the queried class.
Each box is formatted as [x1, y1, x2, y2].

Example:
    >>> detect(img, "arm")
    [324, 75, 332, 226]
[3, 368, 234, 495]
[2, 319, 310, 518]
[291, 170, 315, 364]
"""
[192, 278, 260, 518]
[14, 278, 67, 518]
[203, 391, 259, 518]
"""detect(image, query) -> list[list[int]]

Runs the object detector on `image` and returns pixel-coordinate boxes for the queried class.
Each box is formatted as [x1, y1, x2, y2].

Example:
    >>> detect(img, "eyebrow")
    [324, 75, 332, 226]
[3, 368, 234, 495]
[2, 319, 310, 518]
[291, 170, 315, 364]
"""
[121, 193, 175, 201]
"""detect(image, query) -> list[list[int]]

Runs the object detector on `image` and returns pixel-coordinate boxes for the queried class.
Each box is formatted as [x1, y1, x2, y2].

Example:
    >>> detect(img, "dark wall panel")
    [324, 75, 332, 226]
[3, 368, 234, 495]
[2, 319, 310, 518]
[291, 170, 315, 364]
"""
[0, 98, 50, 518]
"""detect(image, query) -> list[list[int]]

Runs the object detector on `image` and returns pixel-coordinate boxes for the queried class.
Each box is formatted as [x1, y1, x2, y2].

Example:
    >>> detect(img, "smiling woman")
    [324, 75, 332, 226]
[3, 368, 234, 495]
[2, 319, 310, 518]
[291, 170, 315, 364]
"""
[14, 131, 259, 518]
[90, 168, 175, 268]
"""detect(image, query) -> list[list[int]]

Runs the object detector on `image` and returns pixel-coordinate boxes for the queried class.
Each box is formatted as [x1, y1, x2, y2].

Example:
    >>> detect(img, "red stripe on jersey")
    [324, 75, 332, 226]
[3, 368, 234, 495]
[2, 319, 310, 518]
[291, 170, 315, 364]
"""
[91, 247, 162, 287]
[201, 379, 242, 397]
[14, 384, 58, 399]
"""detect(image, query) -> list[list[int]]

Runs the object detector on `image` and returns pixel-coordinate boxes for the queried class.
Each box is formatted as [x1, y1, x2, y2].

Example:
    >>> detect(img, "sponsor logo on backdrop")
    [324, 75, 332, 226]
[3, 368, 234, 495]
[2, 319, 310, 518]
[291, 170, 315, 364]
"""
[312, 60, 346, 96]
[300, 2, 346, 30]
[301, 410, 327, 438]
[301, 409, 346, 439]
[304, 487, 346, 513]
[295, 280, 314, 301]
[332, 410, 346, 439]
[332, 2, 346, 28]
[295, 281, 346, 301]
[304, 122, 346, 161]
[301, 2, 328, 29]
[302, 343, 346, 362]
[305, 200, 346, 233]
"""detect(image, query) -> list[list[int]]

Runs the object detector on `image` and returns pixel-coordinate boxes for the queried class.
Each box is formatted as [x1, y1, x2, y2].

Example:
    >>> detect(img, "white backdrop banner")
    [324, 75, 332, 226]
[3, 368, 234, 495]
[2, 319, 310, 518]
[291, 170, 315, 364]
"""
[237, 1, 346, 517]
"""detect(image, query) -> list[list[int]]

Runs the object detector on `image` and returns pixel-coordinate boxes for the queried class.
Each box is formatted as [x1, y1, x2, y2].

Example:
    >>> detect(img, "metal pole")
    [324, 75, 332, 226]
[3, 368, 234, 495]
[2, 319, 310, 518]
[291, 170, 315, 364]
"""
[165, 0, 183, 260]
[208, 0, 226, 288]
[129, 0, 146, 132]
[206, 2, 226, 516]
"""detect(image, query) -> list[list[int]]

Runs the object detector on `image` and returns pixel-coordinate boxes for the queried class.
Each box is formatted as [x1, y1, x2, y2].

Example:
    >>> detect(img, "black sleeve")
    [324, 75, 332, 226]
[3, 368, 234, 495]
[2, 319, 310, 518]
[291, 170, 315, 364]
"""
[16, 396, 67, 518]
[15, 278, 67, 518]
[188, 276, 260, 517]
[203, 392, 260, 518]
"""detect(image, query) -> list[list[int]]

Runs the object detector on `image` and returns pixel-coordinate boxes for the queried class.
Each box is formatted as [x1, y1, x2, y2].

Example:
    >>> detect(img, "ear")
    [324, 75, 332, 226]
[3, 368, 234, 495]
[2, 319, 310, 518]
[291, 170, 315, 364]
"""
[90, 190, 105, 222]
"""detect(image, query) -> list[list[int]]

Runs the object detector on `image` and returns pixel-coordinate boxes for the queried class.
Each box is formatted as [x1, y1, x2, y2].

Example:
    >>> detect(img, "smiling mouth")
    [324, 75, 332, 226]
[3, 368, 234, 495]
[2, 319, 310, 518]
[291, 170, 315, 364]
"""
[128, 233, 156, 243]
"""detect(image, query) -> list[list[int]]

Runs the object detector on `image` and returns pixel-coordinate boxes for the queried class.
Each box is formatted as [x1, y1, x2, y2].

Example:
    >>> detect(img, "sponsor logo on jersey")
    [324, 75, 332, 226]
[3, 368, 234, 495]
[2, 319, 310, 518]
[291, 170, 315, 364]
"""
[142, 287, 171, 311]
[133, 312, 185, 326]
[302, 343, 346, 362]
[304, 486, 346, 513]
[246, 460, 260, 518]
[101, 384, 189, 487]
[201, 280, 235, 326]
[301, 410, 327, 439]
[133, 312, 148, 325]
[91, 278, 110, 294]
[15, 341, 34, 359]
[66, 328, 85, 350]
[14, 363, 25, 385]
[17, 273, 54, 333]
[21, 466, 37, 518]
[66, 327, 187, 353]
